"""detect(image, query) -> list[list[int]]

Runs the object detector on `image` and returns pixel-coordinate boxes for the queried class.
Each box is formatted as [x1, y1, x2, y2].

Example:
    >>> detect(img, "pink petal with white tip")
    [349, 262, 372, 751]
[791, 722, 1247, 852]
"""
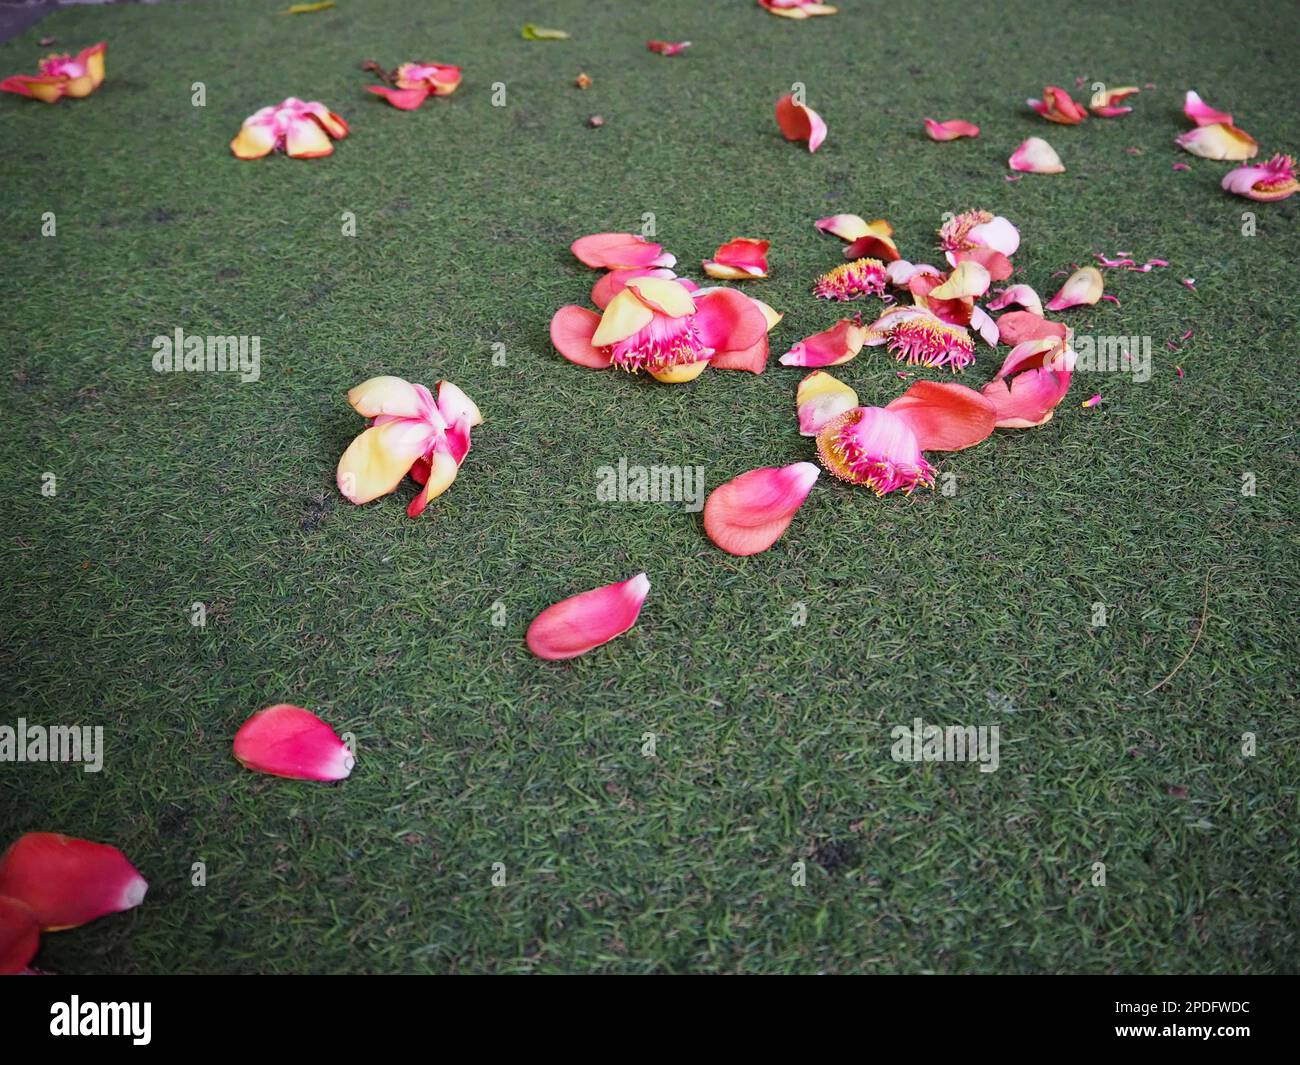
[987, 284, 1044, 317]
[924, 118, 980, 141]
[0, 833, 148, 932]
[778, 318, 865, 367]
[526, 574, 650, 660]
[1046, 266, 1104, 311]
[234, 704, 355, 782]
[1183, 90, 1232, 127]
[703, 463, 820, 556]
[1010, 137, 1064, 173]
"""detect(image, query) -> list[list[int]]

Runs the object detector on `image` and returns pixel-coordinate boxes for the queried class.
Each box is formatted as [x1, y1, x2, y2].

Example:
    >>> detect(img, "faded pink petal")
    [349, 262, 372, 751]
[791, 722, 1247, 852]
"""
[884, 380, 997, 452]
[924, 118, 980, 141]
[776, 93, 826, 152]
[234, 704, 355, 782]
[1009, 136, 1064, 173]
[1175, 123, 1259, 161]
[779, 318, 865, 367]
[1183, 90, 1232, 127]
[987, 283, 1044, 317]
[703, 463, 820, 556]
[0, 834, 148, 932]
[526, 574, 650, 659]
[571, 232, 675, 270]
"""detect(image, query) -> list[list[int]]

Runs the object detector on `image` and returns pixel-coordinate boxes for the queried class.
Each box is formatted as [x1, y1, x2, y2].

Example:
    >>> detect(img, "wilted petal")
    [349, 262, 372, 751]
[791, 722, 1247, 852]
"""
[526, 573, 650, 659]
[924, 118, 980, 141]
[987, 283, 1044, 317]
[1009, 137, 1064, 173]
[1175, 123, 1259, 161]
[0, 834, 147, 932]
[884, 380, 996, 451]
[1046, 266, 1104, 310]
[703, 463, 819, 556]
[797, 370, 858, 436]
[234, 704, 354, 782]
[703, 238, 770, 279]
[571, 232, 674, 270]
[1183, 90, 1233, 127]
[776, 93, 826, 152]
[1221, 154, 1299, 202]
[0, 897, 39, 974]
[366, 85, 429, 110]
[779, 318, 865, 367]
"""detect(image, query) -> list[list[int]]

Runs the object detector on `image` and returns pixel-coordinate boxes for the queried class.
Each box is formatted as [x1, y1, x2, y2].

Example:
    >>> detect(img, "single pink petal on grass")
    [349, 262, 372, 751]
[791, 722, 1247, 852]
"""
[0, 834, 147, 932]
[924, 118, 979, 141]
[884, 380, 996, 452]
[549, 305, 611, 368]
[0, 897, 40, 974]
[526, 574, 650, 660]
[1221, 154, 1299, 202]
[797, 370, 858, 436]
[1046, 266, 1104, 310]
[1009, 137, 1064, 173]
[994, 310, 1069, 346]
[776, 93, 826, 152]
[1082, 393, 1102, 408]
[646, 40, 691, 55]
[365, 85, 430, 110]
[987, 283, 1043, 317]
[1183, 278, 1196, 290]
[1175, 123, 1258, 161]
[779, 318, 866, 367]
[1089, 86, 1139, 117]
[1183, 90, 1233, 127]
[1173, 161, 1189, 171]
[234, 704, 354, 782]
[703, 463, 820, 556]
[571, 232, 675, 270]
[703, 237, 770, 279]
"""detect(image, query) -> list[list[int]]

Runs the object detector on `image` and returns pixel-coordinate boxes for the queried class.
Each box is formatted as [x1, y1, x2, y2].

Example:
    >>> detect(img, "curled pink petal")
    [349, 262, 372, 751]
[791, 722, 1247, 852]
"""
[986, 283, 1043, 317]
[924, 118, 979, 141]
[1046, 266, 1104, 311]
[779, 318, 865, 367]
[1183, 90, 1232, 127]
[526, 574, 650, 660]
[776, 93, 827, 153]
[703, 463, 820, 556]
[0, 833, 148, 932]
[365, 85, 430, 110]
[234, 703, 355, 782]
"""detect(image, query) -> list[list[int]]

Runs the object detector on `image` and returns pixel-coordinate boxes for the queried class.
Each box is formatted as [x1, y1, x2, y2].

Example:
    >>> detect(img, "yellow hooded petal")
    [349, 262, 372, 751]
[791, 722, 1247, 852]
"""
[347, 375, 425, 418]
[337, 420, 433, 504]
[591, 289, 654, 347]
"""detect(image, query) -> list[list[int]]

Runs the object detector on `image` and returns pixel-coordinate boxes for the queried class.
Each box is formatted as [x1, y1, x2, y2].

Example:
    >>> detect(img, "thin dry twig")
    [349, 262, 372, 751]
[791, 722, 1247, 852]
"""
[1145, 570, 1211, 695]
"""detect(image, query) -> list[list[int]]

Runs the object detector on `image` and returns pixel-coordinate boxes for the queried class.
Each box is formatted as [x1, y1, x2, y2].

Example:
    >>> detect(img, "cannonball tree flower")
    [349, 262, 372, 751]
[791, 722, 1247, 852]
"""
[366, 61, 462, 109]
[1089, 86, 1139, 117]
[980, 337, 1075, 428]
[759, 0, 838, 18]
[1009, 136, 1064, 174]
[231, 97, 349, 159]
[703, 463, 820, 556]
[814, 257, 888, 300]
[336, 376, 482, 517]
[703, 238, 770, 280]
[776, 92, 827, 152]
[863, 305, 977, 372]
[526, 574, 650, 660]
[1221, 154, 1298, 202]
[937, 210, 1019, 280]
[1028, 85, 1088, 124]
[571, 232, 676, 270]
[815, 215, 901, 262]
[0, 833, 146, 932]
[1176, 122, 1258, 161]
[924, 118, 980, 141]
[1, 41, 105, 102]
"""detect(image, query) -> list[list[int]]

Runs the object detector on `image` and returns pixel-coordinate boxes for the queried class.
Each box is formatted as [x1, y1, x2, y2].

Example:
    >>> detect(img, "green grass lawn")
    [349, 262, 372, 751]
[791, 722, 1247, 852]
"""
[1, 0, 1297, 974]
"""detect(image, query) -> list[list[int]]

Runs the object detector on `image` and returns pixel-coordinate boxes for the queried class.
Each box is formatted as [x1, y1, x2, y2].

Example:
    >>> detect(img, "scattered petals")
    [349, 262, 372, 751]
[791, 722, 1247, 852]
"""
[703, 463, 820, 556]
[234, 704, 355, 782]
[0, 833, 147, 931]
[526, 574, 650, 659]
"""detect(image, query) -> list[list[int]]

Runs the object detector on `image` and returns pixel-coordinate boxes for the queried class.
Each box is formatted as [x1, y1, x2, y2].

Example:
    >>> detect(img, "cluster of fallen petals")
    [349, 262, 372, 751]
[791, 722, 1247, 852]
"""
[551, 232, 781, 379]
[0, 833, 147, 973]
[1, 41, 105, 102]
[365, 60, 462, 109]
[231, 97, 349, 159]
[336, 375, 483, 516]
[1177, 90, 1258, 161]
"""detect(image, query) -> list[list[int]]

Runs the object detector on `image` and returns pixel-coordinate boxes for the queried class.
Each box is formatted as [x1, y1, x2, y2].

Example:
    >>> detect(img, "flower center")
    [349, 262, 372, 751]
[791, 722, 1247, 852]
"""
[609, 314, 709, 373]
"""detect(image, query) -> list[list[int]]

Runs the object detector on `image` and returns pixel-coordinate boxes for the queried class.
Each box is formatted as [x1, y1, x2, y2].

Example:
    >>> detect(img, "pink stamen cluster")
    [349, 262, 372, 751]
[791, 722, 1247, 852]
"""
[937, 209, 993, 253]
[886, 317, 976, 372]
[813, 258, 888, 301]
[817, 410, 935, 496]
[609, 314, 709, 374]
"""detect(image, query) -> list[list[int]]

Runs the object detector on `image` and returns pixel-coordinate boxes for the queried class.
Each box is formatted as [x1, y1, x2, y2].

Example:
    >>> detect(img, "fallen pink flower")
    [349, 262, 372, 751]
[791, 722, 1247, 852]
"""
[1221, 154, 1299, 202]
[704, 463, 820, 555]
[1, 40, 105, 102]
[1046, 266, 1104, 311]
[797, 370, 858, 435]
[776, 93, 827, 152]
[1009, 137, 1064, 174]
[703, 237, 770, 280]
[779, 318, 866, 367]
[924, 118, 980, 141]
[1028, 85, 1088, 124]
[0, 833, 147, 931]
[234, 704, 355, 782]
[646, 40, 691, 55]
[526, 574, 650, 659]
[231, 97, 349, 159]
[366, 61, 462, 108]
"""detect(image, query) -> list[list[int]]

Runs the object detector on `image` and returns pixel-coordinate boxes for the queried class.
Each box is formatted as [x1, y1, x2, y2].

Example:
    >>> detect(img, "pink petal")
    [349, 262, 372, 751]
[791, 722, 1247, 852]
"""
[884, 380, 997, 452]
[1046, 266, 1104, 311]
[591, 267, 680, 309]
[526, 574, 650, 660]
[778, 318, 865, 367]
[646, 40, 691, 55]
[924, 118, 980, 141]
[1183, 90, 1232, 127]
[0, 897, 39, 974]
[947, 246, 1014, 282]
[703, 463, 820, 556]
[776, 94, 826, 152]
[693, 288, 769, 353]
[0, 834, 148, 932]
[987, 283, 1043, 317]
[994, 311, 1068, 346]
[550, 305, 610, 368]
[233, 704, 355, 782]
[1009, 136, 1064, 173]
[570, 233, 674, 270]
[365, 85, 430, 110]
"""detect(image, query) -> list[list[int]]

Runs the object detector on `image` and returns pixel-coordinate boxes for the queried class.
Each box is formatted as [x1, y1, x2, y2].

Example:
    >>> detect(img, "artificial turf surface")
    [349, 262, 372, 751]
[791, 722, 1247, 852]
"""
[1, 0, 1297, 975]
